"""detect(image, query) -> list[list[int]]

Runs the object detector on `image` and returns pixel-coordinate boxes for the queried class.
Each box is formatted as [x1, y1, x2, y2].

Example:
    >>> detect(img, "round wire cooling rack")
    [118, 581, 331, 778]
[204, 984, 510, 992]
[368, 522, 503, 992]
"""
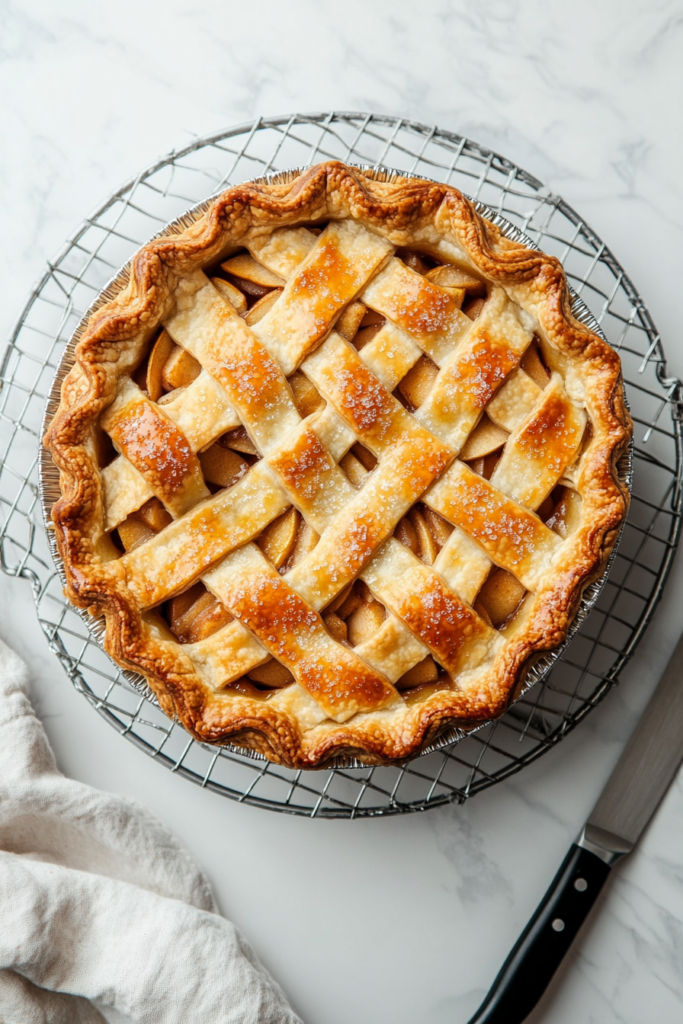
[1, 112, 680, 819]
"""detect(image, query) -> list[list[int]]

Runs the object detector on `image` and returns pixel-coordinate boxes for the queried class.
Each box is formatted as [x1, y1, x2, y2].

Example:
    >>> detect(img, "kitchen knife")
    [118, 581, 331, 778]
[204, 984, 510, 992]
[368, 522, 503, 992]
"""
[467, 629, 683, 1024]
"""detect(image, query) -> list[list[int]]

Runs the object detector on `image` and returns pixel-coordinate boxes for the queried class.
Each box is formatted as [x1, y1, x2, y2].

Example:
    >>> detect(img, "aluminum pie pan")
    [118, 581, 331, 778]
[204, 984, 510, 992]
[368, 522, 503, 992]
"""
[38, 164, 633, 770]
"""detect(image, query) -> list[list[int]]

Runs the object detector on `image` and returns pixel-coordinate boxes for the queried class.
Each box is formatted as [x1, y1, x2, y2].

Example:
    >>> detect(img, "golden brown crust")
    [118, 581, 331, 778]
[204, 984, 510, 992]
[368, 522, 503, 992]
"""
[44, 162, 631, 768]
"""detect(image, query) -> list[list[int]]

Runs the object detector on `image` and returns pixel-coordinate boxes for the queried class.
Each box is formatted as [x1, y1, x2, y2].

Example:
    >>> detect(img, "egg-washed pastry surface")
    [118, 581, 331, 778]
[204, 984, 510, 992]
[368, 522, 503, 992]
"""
[44, 163, 631, 768]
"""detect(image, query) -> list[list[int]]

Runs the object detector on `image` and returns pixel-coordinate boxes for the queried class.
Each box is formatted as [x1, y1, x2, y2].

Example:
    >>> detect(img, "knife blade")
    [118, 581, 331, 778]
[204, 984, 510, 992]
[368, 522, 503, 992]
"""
[467, 629, 683, 1024]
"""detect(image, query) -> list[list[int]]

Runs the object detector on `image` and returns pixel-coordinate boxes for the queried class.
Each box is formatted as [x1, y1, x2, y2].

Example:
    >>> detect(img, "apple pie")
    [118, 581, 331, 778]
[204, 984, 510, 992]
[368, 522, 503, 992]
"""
[44, 162, 631, 767]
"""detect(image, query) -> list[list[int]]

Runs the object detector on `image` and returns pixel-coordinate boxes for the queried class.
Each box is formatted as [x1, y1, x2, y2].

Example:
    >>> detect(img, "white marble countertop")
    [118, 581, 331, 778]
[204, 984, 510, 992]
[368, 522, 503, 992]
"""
[2, 2, 683, 1021]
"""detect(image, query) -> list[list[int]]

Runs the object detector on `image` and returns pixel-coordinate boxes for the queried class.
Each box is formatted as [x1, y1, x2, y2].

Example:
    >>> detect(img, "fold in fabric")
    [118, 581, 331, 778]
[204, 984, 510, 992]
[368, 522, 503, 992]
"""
[0, 638, 301, 1024]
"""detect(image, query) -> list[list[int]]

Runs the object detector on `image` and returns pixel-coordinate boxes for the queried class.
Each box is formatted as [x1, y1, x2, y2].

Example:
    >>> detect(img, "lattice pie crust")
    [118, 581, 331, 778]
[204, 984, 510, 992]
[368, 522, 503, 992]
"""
[44, 163, 631, 768]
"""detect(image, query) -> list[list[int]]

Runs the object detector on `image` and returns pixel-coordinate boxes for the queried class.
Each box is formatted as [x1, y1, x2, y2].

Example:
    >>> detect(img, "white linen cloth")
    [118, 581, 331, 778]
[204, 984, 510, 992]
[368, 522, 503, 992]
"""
[0, 637, 301, 1024]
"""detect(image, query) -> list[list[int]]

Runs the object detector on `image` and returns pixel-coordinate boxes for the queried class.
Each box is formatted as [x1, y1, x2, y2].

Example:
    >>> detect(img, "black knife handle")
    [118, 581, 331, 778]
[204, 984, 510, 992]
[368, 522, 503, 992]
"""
[467, 844, 611, 1024]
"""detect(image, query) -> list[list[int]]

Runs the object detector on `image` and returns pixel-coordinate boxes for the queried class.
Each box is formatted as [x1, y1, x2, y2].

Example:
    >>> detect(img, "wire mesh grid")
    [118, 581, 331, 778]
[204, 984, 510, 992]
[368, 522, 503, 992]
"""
[1, 112, 680, 818]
